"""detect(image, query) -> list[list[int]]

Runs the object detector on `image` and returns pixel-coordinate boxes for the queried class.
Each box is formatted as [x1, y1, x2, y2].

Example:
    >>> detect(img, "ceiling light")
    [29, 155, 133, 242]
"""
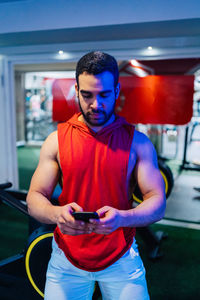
[54, 51, 72, 60]
[140, 47, 161, 57]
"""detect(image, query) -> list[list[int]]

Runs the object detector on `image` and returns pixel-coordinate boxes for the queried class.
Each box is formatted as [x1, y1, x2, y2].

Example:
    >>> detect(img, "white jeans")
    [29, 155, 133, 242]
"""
[44, 238, 150, 300]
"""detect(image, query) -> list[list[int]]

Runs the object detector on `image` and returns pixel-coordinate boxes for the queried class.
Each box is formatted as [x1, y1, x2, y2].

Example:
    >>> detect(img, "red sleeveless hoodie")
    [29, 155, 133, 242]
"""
[54, 113, 136, 271]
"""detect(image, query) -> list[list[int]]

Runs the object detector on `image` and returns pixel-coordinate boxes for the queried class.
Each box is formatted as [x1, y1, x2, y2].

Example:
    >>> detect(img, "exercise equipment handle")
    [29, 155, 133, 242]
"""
[0, 188, 28, 216]
[0, 182, 12, 190]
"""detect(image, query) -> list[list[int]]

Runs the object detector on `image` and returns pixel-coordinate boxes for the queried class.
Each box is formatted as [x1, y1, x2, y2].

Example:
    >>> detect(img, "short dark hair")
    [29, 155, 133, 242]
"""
[76, 51, 119, 88]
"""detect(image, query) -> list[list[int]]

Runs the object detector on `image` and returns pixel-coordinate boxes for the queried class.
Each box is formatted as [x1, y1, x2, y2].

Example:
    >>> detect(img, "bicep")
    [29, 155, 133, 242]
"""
[134, 136, 165, 199]
[30, 158, 60, 199]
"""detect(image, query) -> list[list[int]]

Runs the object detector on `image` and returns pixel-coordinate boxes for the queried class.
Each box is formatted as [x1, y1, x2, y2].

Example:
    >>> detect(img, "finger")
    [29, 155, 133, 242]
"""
[90, 224, 109, 233]
[96, 206, 109, 217]
[91, 216, 111, 226]
[60, 210, 74, 223]
[71, 219, 93, 229]
[58, 216, 83, 228]
[59, 223, 93, 235]
[68, 220, 95, 232]
[89, 215, 112, 226]
[61, 204, 83, 223]
[93, 227, 111, 235]
[60, 227, 93, 235]
[70, 202, 84, 212]
[69, 220, 85, 228]
[89, 218, 100, 225]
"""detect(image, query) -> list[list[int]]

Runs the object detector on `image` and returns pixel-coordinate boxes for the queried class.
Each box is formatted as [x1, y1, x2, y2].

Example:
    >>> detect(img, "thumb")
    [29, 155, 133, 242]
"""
[96, 206, 110, 218]
[70, 202, 83, 212]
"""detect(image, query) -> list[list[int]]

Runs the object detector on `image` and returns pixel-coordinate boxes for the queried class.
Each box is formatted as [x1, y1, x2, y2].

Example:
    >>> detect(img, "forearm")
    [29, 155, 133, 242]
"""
[27, 191, 61, 224]
[121, 195, 166, 228]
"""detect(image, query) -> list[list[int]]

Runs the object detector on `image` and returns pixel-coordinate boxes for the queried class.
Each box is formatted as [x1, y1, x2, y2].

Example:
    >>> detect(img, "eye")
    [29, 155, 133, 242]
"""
[81, 92, 92, 99]
[100, 92, 112, 98]
[84, 94, 92, 99]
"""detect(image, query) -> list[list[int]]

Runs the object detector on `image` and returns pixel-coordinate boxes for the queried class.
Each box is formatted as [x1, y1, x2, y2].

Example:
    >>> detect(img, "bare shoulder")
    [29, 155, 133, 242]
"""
[132, 129, 156, 160]
[40, 130, 58, 160]
[133, 129, 152, 146]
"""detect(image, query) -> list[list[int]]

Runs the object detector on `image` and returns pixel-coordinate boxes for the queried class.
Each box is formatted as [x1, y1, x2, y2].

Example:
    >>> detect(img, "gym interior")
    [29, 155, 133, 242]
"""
[0, 1, 200, 300]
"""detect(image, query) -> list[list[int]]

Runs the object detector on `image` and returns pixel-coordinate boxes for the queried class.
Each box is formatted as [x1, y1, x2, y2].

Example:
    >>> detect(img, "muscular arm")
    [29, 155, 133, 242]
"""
[27, 131, 62, 224]
[90, 131, 166, 233]
[27, 131, 92, 235]
[121, 130, 166, 227]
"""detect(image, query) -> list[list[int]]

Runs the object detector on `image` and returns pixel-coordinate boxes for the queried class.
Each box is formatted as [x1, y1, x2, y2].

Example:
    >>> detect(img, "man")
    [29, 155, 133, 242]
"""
[27, 51, 166, 300]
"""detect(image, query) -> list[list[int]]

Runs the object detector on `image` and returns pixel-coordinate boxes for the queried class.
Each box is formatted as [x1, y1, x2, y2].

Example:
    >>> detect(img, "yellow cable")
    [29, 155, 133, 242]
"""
[160, 170, 169, 195]
[25, 232, 53, 298]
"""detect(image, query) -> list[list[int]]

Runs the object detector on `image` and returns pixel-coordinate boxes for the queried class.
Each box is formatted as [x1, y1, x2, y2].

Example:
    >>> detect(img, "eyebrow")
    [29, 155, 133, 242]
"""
[80, 90, 92, 94]
[80, 89, 113, 94]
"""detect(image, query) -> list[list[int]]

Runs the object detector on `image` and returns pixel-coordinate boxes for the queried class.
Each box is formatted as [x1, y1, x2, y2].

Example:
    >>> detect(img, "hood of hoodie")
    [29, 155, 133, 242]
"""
[67, 112, 129, 137]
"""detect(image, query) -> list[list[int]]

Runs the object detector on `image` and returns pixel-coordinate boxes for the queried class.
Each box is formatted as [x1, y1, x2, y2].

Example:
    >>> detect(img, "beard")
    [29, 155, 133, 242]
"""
[78, 98, 116, 127]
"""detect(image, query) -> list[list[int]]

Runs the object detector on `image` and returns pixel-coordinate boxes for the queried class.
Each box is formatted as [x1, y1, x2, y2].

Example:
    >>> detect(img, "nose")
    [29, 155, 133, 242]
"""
[91, 97, 103, 110]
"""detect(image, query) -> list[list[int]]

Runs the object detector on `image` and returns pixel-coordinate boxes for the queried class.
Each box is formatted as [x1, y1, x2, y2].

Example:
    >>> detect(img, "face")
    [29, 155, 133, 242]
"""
[75, 71, 120, 129]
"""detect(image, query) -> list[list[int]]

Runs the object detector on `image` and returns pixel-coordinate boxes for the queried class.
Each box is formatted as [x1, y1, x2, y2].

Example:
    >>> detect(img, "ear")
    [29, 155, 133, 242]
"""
[115, 83, 121, 99]
[75, 82, 79, 98]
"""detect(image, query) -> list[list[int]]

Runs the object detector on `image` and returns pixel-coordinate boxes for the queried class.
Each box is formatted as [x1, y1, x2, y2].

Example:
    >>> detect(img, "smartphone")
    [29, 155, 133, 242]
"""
[72, 212, 99, 223]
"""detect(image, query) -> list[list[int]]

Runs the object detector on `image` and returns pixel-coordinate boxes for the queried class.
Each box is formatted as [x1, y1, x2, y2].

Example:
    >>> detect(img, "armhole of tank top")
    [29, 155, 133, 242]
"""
[57, 123, 64, 173]
[132, 125, 135, 140]
[129, 124, 135, 151]
[126, 125, 135, 199]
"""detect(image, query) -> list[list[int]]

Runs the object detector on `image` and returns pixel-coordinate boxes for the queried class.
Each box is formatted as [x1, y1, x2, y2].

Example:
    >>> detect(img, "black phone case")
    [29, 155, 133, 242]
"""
[72, 212, 99, 222]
